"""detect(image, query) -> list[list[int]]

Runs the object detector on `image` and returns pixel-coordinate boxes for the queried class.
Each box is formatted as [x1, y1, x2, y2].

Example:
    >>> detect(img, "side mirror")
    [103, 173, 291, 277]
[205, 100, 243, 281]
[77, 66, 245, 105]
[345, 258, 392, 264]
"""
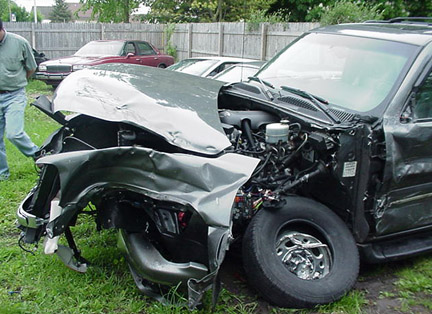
[400, 112, 412, 124]
[126, 53, 135, 58]
[40, 53, 45, 57]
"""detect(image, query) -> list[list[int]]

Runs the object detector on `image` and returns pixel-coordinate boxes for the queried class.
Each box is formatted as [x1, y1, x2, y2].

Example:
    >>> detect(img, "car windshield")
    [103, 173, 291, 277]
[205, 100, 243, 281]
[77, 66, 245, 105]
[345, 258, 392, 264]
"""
[168, 59, 219, 76]
[215, 65, 260, 82]
[257, 33, 417, 112]
[74, 41, 124, 57]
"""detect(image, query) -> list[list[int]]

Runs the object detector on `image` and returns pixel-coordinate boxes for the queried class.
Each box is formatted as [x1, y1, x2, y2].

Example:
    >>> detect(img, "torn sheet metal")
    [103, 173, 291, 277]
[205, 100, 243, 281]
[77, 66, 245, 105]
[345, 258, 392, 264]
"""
[53, 64, 229, 155]
[37, 147, 259, 237]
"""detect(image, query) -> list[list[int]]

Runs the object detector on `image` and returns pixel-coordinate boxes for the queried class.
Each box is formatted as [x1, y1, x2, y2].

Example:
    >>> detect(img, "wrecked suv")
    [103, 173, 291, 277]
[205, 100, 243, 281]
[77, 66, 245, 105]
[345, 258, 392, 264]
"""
[17, 18, 432, 309]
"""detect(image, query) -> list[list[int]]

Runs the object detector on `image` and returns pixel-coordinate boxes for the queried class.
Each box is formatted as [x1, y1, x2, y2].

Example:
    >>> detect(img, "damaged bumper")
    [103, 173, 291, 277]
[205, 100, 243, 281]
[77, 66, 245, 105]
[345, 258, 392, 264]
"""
[17, 192, 48, 229]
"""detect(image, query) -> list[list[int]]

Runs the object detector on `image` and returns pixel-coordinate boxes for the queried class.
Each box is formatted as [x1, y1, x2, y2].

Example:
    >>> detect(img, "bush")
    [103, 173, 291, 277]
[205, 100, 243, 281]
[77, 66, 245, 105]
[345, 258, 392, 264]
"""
[320, 0, 383, 26]
[163, 23, 177, 61]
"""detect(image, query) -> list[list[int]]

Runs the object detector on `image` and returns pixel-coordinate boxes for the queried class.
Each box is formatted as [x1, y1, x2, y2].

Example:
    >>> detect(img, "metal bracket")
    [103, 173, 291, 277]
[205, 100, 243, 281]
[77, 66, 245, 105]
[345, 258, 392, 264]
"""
[56, 245, 88, 273]
[55, 226, 89, 273]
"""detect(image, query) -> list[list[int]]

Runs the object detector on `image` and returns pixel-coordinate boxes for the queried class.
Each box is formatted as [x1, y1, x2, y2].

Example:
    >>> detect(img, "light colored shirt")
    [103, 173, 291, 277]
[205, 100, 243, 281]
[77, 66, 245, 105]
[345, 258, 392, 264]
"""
[0, 31, 37, 91]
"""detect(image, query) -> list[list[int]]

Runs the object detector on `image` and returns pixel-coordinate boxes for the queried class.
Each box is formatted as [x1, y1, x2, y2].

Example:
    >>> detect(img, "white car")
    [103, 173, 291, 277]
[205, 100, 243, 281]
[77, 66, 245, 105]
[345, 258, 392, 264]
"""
[167, 56, 256, 78]
[213, 61, 265, 83]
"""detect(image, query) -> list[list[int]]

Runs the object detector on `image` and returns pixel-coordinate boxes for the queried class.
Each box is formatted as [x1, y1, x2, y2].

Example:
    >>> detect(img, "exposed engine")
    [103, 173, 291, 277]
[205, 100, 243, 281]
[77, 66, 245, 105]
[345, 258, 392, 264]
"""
[219, 109, 338, 225]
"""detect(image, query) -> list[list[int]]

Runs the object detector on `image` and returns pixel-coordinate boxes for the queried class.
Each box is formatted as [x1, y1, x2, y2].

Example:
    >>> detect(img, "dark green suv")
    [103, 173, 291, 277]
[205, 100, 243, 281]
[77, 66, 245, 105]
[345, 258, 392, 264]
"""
[17, 18, 432, 309]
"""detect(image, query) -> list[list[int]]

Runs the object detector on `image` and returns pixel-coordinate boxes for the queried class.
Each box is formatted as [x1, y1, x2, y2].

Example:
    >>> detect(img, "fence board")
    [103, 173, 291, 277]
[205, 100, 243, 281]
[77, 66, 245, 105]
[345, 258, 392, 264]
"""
[4, 21, 319, 61]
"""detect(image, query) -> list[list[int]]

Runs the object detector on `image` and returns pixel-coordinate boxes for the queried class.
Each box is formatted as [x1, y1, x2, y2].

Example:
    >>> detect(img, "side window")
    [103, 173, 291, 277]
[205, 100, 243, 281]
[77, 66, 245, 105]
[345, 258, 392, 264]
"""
[124, 43, 136, 55]
[219, 62, 236, 72]
[209, 62, 237, 77]
[137, 42, 156, 56]
[413, 70, 432, 120]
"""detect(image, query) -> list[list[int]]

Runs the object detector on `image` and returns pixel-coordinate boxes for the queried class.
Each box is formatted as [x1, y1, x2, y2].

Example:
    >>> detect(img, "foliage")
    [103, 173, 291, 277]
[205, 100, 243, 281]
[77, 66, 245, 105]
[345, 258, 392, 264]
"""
[163, 24, 177, 60]
[245, 9, 289, 32]
[319, 0, 384, 26]
[0, 0, 31, 22]
[141, 0, 273, 23]
[29, 10, 44, 23]
[267, 0, 432, 22]
[49, 0, 73, 23]
[76, 0, 432, 24]
[267, 0, 324, 22]
[246, 9, 288, 24]
[79, 0, 142, 23]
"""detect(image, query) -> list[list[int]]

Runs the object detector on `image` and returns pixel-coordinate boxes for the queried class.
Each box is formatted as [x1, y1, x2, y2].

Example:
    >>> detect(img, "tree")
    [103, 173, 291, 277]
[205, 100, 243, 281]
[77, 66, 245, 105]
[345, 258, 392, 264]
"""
[319, 0, 383, 26]
[268, 0, 432, 22]
[406, 0, 432, 17]
[30, 10, 44, 23]
[79, 0, 142, 23]
[49, 0, 73, 22]
[0, 0, 32, 22]
[267, 0, 328, 22]
[142, 0, 273, 23]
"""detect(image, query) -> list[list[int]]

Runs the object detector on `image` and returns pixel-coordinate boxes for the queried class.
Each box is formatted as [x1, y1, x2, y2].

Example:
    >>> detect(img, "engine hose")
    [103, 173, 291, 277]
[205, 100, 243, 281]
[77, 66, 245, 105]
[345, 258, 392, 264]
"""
[241, 119, 256, 150]
[278, 133, 308, 170]
[252, 151, 273, 177]
[277, 162, 327, 194]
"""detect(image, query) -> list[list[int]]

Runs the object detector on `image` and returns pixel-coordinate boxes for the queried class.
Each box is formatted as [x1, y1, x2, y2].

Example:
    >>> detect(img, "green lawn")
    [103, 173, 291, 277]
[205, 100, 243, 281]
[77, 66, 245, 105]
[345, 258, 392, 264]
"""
[0, 80, 431, 314]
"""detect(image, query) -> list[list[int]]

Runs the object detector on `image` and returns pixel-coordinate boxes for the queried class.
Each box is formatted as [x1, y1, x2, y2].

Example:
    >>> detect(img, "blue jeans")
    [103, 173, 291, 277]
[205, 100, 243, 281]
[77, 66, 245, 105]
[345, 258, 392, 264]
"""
[0, 88, 39, 180]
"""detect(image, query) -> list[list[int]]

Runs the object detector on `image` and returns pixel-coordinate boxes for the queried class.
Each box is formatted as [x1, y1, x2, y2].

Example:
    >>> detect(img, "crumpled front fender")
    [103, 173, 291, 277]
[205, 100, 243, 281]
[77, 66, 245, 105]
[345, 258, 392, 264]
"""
[37, 146, 259, 237]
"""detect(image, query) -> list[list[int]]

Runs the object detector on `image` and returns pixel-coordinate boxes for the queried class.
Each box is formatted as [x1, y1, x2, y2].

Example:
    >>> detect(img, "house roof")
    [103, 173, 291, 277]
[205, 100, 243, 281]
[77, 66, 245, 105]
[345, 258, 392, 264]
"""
[32, 3, 93, 22]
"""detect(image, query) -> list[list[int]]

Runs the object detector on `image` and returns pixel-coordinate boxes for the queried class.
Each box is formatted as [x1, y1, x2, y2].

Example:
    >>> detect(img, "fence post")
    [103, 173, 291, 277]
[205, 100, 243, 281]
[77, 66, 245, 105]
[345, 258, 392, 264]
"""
[31, 23, 36, 48]
[188, 24, 193, 58]
[218, 23, 224, 56]
[260, 23, 268, 61]
[100, 23, 105, 40]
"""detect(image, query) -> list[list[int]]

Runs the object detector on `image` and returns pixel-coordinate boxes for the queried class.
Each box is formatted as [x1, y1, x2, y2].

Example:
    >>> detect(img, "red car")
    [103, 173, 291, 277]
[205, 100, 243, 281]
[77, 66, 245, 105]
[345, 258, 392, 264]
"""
[35, 40, 174, 86]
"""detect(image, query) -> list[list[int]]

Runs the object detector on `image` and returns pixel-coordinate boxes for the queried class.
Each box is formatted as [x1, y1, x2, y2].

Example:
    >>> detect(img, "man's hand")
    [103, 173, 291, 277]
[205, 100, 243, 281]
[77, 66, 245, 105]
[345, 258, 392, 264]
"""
[26, 69, 36, 79]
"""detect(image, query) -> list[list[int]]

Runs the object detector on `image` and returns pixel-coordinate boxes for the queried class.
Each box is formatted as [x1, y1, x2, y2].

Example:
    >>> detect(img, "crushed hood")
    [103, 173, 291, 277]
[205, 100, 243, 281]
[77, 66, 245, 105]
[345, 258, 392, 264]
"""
[52, 63, 230, 155]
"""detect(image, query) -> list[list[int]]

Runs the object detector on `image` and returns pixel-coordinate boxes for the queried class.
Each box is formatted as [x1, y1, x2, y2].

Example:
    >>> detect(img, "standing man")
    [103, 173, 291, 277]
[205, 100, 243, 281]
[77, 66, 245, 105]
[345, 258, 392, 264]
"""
[0, 18, 39, 181]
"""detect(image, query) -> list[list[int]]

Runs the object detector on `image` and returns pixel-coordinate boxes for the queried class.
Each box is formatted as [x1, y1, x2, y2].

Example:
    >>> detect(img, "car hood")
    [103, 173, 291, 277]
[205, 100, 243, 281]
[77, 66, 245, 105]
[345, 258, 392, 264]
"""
[42, 55, 110, 66]
[52, 63, 230, 155]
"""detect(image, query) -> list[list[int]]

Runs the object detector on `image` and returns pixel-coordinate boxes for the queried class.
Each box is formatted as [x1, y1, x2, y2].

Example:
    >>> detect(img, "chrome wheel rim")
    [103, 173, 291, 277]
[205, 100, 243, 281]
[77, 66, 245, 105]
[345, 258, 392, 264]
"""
[276, 231, 331, 280]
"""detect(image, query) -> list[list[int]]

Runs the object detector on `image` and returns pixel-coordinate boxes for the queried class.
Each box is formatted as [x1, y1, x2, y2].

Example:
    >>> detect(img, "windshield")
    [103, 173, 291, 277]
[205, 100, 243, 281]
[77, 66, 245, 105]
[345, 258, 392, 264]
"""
[168, 59, 219, 76]
[75, 41, 124, 57]
[257, 33, 416, 112]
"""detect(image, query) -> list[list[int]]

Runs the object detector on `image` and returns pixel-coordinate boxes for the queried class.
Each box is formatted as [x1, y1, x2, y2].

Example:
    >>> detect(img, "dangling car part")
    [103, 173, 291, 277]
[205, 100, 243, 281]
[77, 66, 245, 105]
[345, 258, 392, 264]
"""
[17, 18, 432, 310]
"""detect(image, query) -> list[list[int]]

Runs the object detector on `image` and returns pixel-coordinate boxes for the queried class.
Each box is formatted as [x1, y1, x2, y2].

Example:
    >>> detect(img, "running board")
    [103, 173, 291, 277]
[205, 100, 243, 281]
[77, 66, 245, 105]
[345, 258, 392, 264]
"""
[359, 231, 432, 263]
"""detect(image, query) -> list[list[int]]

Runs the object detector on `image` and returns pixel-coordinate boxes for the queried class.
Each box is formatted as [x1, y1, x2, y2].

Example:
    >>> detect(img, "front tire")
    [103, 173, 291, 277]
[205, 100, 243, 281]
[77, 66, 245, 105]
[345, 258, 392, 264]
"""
[242, 196, 359, 308]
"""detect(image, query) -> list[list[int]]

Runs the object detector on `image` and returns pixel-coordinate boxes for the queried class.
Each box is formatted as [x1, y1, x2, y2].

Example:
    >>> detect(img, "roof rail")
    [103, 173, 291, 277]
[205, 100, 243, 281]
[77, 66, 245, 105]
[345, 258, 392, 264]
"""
[365, 17, 432, 25]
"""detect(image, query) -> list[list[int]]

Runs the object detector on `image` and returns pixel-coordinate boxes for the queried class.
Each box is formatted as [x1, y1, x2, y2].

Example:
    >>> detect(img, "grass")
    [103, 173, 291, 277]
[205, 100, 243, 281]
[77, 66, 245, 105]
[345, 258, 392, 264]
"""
[0, 80, 431, 313]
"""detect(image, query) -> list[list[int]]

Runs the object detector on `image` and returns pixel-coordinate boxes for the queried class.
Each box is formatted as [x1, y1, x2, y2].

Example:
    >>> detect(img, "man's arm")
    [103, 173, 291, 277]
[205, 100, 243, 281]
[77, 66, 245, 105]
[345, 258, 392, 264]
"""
[23, 40, 37, 79]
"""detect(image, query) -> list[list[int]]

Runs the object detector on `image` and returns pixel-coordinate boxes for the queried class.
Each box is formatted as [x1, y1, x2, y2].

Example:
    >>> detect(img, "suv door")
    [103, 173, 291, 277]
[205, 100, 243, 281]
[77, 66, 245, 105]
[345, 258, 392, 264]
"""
[376, 65, 432, 235]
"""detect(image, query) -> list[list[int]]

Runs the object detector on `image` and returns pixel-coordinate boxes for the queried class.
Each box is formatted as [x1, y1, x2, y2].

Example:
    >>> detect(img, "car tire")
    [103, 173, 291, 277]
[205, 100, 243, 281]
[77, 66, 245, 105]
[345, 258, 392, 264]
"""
[242, 196, 359, 308]
[157, 63, 167, 68]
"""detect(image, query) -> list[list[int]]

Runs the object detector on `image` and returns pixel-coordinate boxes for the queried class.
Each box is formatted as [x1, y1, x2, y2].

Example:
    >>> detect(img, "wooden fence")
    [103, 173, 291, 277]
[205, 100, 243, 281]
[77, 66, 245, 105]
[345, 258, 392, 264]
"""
[4, 22, 319, 61]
